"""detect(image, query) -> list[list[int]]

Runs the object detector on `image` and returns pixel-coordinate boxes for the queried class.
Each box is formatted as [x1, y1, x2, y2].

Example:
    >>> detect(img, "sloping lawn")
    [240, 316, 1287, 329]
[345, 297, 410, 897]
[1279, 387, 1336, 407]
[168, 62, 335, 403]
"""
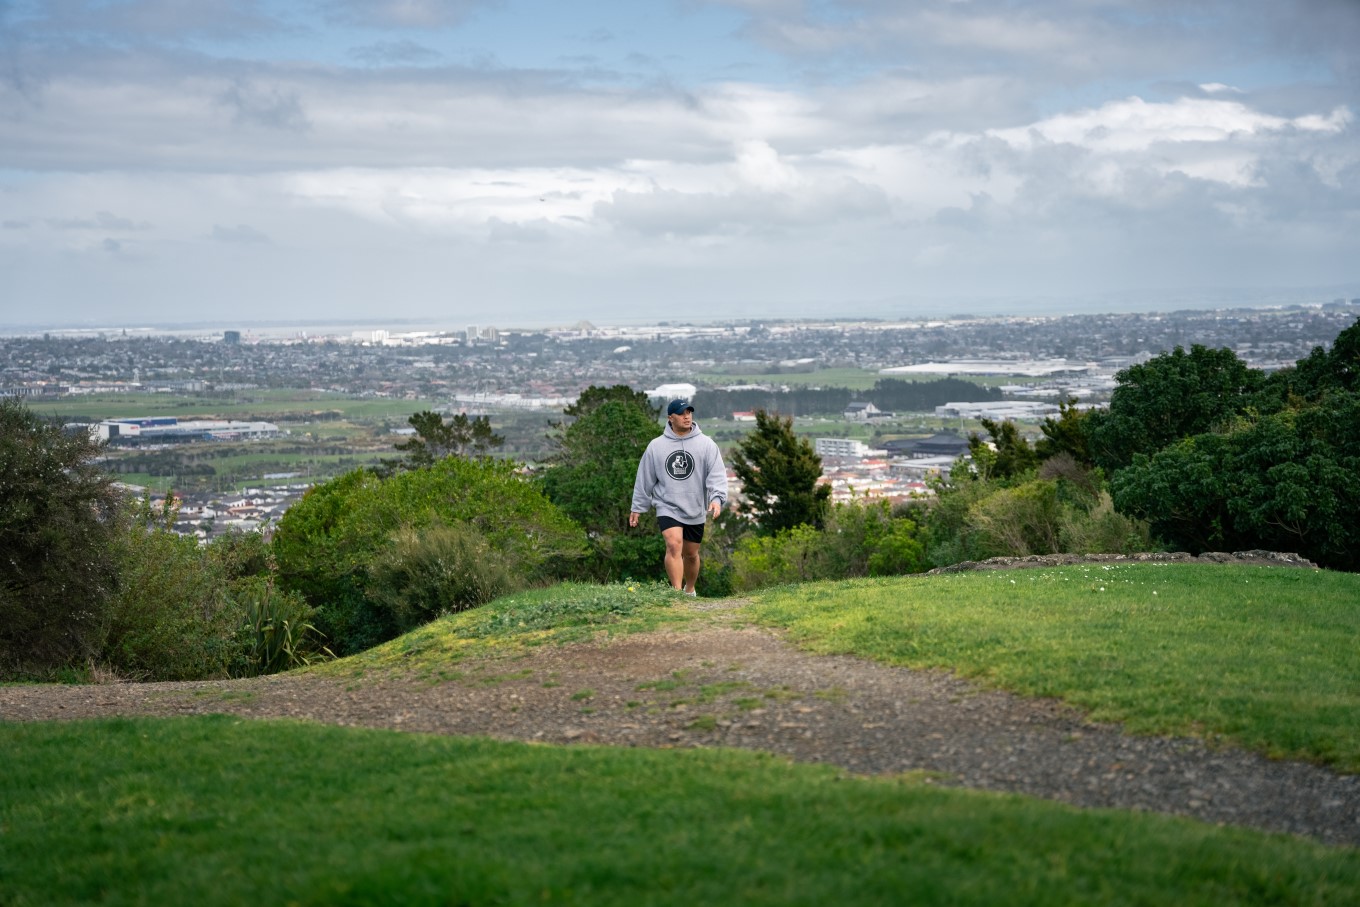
[749, 564, 1360, 771]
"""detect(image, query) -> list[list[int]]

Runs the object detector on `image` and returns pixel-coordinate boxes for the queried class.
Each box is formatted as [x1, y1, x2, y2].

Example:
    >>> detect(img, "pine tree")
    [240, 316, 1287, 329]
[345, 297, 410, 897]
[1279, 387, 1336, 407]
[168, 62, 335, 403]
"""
[730, 409, 830, 534]
[385, 410, 504, 473]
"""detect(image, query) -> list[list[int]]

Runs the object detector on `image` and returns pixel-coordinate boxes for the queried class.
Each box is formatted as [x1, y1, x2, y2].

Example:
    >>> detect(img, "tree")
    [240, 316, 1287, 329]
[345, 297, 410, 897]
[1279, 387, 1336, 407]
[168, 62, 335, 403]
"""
[386, 410, 503, 472]
[1267, 316, 1360, 403]
[1087, 345, 1265, 471]
[561, 384, 659, 420]
[730, 409, 830, 533]
[1, 400, 123, 675]
[1111, 396, 1360, 571]
[968, 418, 1038, 481]
[539, 395, 664, 580]
[1035, 398, 1094, 466]
[542, 398, 659, 527]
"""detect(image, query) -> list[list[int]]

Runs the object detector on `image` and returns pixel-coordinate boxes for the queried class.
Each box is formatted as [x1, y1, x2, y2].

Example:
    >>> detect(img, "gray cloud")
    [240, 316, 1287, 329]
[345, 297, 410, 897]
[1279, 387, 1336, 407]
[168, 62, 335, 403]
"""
[321, 0, 500, 30]
[1, 0, 1355, 326]
[217, 80, 310, 131]
[349, 39, 443, 66]
[8, 0, 286, 42]
[210, 223, 271, 244]
[49, 211, 150, 231]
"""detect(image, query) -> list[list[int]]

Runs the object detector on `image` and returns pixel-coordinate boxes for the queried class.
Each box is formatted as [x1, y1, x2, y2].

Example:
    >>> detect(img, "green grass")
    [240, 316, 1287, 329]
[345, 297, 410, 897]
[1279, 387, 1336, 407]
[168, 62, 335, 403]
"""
[28, 390, 441, 423]
[1, 716, 1356, 906]
[308, 582, 692, 681]
[748, 564, 1360, 771]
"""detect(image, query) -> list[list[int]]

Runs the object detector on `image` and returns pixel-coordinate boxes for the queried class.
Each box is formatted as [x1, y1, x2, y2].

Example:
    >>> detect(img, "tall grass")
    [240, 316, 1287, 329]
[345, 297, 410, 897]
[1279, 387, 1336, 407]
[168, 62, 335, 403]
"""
[749, 564, 1360, 770]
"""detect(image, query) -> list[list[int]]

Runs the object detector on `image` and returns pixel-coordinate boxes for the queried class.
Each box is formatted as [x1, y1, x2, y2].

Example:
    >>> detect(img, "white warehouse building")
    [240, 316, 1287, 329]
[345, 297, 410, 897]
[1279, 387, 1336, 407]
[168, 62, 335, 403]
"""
[92, 417, 281, 444]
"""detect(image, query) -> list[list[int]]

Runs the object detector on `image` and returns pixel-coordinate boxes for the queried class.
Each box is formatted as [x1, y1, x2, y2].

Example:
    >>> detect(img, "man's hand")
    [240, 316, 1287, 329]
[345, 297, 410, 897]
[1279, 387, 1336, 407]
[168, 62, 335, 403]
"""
[708, 500, 721, 519]
[629, 512, 640, 528]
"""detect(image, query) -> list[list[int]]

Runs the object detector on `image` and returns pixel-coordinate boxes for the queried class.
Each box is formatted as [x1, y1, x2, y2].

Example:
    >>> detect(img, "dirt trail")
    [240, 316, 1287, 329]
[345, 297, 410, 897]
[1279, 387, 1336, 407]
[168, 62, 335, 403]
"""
[4, 594, 1356, 848]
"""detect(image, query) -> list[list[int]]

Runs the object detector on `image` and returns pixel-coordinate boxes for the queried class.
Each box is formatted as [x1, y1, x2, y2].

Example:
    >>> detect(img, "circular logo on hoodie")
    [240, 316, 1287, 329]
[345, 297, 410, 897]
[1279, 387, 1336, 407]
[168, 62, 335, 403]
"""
[665, 449, 695, 480]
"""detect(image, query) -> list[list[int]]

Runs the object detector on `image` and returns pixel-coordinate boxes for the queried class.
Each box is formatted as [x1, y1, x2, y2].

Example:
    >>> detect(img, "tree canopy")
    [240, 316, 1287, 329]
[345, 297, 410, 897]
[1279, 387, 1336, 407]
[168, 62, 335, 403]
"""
[385, 410, 504, 473]
[1087, 345, 1265, 471]
[538, 391, 668, 582]
[730, 409, 830, 533]
[1, 400, 123, 673]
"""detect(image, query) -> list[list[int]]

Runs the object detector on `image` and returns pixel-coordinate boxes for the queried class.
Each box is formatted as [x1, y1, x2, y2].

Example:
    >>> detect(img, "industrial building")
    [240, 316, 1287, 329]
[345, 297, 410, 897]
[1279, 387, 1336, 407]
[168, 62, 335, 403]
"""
[91, 417, 281, 444]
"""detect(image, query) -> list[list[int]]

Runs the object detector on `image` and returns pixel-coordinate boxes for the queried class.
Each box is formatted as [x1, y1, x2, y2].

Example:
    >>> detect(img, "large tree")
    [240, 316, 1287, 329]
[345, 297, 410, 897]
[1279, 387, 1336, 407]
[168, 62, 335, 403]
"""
[1, 400, 123, 674]
[1087, 345, 1265, 471]
[539, 392, 665, 581]
[1111, 380, 1360, 571]
[730, 409, 830, 534]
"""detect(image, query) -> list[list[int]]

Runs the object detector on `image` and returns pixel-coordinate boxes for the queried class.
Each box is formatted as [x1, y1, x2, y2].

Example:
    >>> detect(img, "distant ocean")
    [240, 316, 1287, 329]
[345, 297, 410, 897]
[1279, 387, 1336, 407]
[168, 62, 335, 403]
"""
[3, 285, 1357, 338]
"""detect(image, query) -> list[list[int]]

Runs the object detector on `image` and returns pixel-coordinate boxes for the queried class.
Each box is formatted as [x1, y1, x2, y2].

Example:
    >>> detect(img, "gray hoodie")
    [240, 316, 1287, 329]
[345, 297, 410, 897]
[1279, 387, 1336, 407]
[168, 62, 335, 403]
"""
[631, 421, 728, 524]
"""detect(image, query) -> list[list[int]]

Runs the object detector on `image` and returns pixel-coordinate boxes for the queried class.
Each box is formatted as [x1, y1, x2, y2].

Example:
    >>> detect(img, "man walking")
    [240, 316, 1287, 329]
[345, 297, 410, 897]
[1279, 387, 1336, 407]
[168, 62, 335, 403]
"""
[630, 399, 728, 595]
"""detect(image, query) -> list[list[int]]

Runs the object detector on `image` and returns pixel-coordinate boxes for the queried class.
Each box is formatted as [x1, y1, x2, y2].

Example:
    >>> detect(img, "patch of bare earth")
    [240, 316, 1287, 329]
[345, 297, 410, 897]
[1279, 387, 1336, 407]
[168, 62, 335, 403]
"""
[2, 554, 1356, 848]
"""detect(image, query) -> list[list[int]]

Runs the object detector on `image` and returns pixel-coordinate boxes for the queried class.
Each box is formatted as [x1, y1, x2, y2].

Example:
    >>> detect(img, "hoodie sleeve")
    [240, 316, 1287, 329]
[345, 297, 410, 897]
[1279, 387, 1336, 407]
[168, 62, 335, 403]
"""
[705, 439, 728, 507]
[630, 441, 656, 514]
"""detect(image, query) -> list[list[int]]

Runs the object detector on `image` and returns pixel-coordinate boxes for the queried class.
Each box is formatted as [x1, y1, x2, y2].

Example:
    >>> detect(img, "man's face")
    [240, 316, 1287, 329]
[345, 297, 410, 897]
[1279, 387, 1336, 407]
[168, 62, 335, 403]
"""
[668, 409, 693, 432]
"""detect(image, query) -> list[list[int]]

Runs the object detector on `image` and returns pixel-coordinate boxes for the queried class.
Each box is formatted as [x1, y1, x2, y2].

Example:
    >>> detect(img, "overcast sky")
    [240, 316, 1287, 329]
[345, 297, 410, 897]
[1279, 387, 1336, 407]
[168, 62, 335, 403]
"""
[2, 0, 1358, 329]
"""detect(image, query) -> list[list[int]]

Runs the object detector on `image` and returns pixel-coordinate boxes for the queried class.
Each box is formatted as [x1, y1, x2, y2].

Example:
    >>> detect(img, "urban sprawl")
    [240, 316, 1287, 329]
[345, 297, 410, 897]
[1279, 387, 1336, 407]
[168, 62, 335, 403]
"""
[5, 300, 1357, 539]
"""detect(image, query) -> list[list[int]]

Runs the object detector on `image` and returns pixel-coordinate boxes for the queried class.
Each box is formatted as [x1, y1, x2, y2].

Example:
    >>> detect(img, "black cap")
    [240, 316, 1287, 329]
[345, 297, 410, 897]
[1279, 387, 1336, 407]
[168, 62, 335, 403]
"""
[666, 399, 694, 416]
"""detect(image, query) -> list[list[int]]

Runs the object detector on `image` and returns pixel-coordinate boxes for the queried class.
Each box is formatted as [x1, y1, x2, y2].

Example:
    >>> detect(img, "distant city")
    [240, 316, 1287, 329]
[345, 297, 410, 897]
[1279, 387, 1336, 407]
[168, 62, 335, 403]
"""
[5, 299, 1358, 402]
[5, 299, 1357, 539]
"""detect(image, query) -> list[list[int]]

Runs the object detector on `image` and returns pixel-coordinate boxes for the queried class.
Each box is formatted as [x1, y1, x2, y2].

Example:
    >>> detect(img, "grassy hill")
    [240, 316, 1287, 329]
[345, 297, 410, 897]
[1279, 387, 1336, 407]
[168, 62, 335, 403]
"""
[3, 564, 1357, 905]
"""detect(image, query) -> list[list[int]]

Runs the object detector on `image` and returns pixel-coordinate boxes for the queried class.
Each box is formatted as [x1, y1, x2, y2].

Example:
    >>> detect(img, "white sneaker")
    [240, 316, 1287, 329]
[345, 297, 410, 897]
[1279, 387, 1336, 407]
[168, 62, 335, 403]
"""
[684, 590, 697, 597]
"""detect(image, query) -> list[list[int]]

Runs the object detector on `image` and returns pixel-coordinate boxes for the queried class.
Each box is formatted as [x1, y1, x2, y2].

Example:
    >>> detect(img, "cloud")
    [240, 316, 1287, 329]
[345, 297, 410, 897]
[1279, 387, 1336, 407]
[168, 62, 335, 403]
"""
[349, 39, 444, 66]
[217, 80, 310, 131]
[6, 0, 286, 42]
[48, 210, 150, 231]
[989, 97, 1352, 154]
[210, 223, 271, 244]
[321, 0, 500, 30]
[1, 0, 1357, 325]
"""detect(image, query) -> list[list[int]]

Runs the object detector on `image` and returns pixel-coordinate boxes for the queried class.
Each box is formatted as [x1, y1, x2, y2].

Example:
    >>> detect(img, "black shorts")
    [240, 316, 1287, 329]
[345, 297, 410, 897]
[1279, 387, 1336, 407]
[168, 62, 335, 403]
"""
[657, 516, 705, 543]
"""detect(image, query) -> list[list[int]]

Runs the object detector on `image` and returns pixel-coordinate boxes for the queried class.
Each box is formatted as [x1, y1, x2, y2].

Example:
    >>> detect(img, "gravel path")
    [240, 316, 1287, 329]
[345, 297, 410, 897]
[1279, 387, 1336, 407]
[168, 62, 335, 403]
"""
[3, 597, 1356, 849]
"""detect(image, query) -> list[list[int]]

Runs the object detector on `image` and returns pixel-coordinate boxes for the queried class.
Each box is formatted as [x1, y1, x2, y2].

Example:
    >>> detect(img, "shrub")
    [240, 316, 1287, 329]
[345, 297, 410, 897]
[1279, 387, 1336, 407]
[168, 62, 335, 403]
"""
[229, 577, 330, 678]
[730, 501, 927, 591]
[273, 458, 585, 654]
[366, 522, 516, 630]
[732, 524, 823, 590]
[1059, 491, 1155, 555]
[964, 479, 1064, 557]
[100, 497, 236, 681]
[820, 500, 927, 579]
[0, 399, 123, 677]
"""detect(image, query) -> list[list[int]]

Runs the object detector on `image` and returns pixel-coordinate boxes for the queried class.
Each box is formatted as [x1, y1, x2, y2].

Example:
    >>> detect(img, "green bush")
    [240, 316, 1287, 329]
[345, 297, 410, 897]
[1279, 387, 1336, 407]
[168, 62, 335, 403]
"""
[964, 479, 1064, 557]
[820, 500, 927, 579]
[207, 528, 273, 583]
[100, 498, 236, 681]
[731, 501, 927, 591]
[366, 522, 517, 630]
[732, 524, 823, 590]
[273, 458, 585, 654]
[229, 578, 330, 678]
[1059, 491, 1155, 555]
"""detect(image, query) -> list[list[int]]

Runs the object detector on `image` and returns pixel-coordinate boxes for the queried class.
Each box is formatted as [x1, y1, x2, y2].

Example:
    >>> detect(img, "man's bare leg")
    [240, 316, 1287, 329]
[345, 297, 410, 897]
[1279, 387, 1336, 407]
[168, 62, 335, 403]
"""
[681, 539, 701, 593]
[661, 526, 685, 589]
